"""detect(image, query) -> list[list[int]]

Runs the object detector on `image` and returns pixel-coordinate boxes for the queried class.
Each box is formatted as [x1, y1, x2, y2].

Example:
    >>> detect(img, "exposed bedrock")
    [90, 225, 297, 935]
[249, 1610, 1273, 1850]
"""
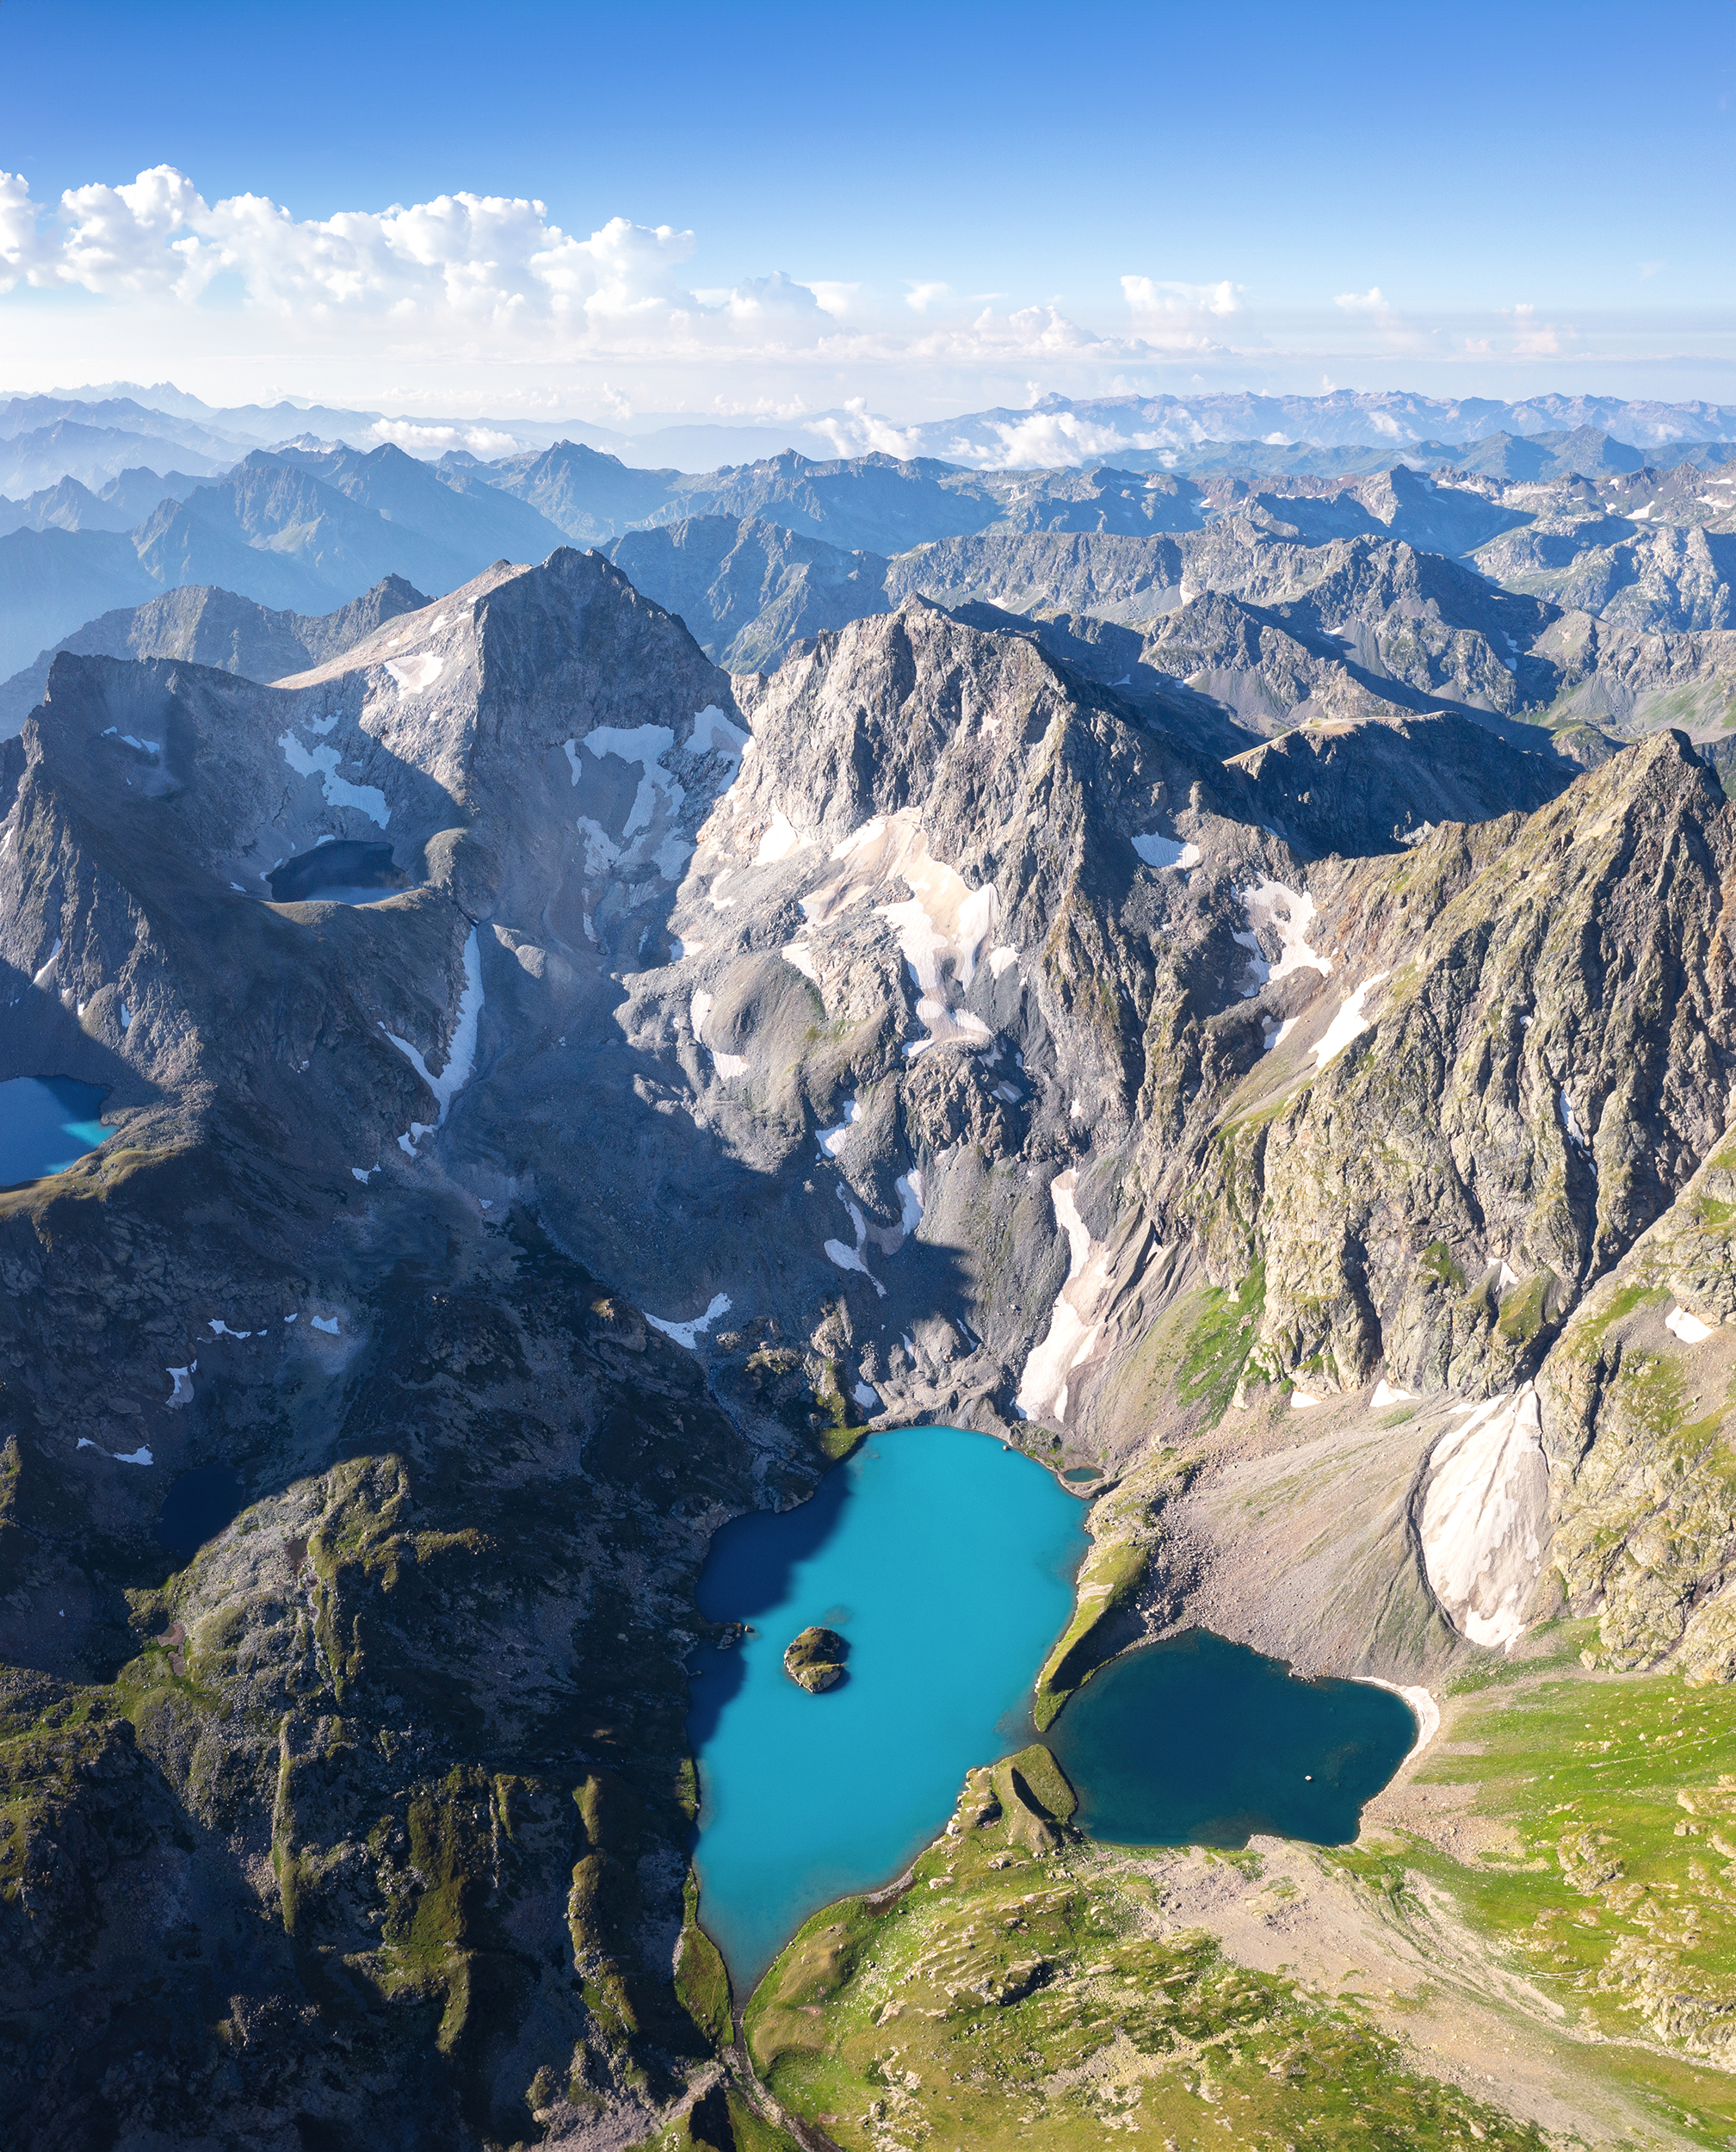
[6, 522, 1736, 2145]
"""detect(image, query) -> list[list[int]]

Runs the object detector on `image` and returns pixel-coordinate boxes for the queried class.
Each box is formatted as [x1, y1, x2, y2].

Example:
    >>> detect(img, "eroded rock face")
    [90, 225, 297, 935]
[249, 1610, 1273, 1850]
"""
[782, 1625, 848, 1691]
[10, 501, 1736, 2146]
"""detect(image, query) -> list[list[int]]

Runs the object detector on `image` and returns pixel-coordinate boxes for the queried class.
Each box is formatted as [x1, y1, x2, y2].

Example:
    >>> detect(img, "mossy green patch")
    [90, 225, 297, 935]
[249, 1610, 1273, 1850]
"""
[1496, 1271, 1551, 1345]
[675, 1871, 733, 2050]
[1174, 1263, 1264, 1427]
[1394, 1659, 1736, 2123]
[1033, 1539, 1146, 1731]
[744, 1804, 1551, 2151]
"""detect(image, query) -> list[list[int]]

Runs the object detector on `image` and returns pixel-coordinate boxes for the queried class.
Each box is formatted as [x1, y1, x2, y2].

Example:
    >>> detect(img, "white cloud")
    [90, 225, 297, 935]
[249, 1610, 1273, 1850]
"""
[1122, 275, 1240, 318]
[905, 281, 952, 313]
[0, 164, 1724, 422]
[806, 281, 862, 318]
[1503, 303, 1576, 356]
[1118, 275, 1241, 353]
[934, 408, 1174, 469]
[1331, 284, 1433, 353]
[368, 419, 522, 456]
[2, 164, 714, 325]
[809, 396, 923, 459]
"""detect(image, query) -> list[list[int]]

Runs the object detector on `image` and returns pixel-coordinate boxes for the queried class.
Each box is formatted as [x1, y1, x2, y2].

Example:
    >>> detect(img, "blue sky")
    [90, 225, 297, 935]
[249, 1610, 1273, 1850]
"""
[2, 0, 1733, 422]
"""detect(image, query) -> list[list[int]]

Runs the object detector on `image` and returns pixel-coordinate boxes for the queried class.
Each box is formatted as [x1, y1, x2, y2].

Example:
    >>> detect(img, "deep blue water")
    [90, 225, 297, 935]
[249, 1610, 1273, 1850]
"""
[0, 1077, 109, 1186]
[1048, 1628, 1417, 1849]
[689, 1425, 1087, 1985]
[157, 1464, 246, 1561]
[269, 838, 406, 904]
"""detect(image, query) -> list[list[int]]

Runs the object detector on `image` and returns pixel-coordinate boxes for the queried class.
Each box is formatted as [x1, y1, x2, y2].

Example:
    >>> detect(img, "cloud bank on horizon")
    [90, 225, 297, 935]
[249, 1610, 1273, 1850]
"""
[0, 162, 1729, 425]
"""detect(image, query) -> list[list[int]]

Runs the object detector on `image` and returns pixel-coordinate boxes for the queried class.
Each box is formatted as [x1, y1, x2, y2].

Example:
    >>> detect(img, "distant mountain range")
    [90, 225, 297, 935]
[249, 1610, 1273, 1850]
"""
[7, 421, 1736, 764]
[7, 380, 1736, 490]
[0, 443, 567, 677]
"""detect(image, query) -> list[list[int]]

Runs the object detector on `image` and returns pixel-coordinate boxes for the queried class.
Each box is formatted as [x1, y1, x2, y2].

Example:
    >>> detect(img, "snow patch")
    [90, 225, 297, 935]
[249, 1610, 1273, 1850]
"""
[380, 928, 484, 1124]
[852, 1380, 881, 1413]
[351, 1165, 379, 1184]
[32, 938, 61, 986]
[1370, 1378, 1417, 1407]
[654, 832, 695, 880]
[1015, 1169, 1120, 1423]
[585, 722, 676, 766]
[113, 1446, 153, 1466]
[1290, 1389, 1322, 1410]
[277, 732, 390, 826]
[988, 946, 1020, 979]
[207, 1320, 256, 1339]
[806, 811, 999, 1057]
[825, 1187, 886, 1297]
[782, 942, 819, 983]
[1234, 881, 1331, 998]
[1419, 1387, 1549, 1650]
[691, 990, 746, 1081]
[1311, 973, 1388, 1072]
[1559, 1086, 1592, 1156]
[895, 1170, 924, 1238]
[1666, 1306, 1715, 1345]
[818, 1098, 861, 1157]
[311, 1315, 340, 1336]
[647, 1292, 732, 1350]
[565, 725, 695, 883]
[384, 650, 443, 694]
[1132, 832, 1201, 871]
[575, 817, 620, 875]
[688, 703, 749, 758]
[165, 1364, 195, 1406]
[755, 810, 806, 864]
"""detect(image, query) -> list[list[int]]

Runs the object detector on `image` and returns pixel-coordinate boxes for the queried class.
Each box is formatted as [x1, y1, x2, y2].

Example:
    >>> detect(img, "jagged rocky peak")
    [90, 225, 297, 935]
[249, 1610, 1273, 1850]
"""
[1146, 729, 1735, 1408]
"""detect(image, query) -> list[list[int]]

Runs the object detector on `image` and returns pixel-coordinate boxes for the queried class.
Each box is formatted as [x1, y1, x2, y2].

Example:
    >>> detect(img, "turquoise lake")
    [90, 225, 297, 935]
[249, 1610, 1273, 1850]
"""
[0, 1077, 109, 1187]
[688, 1425, 1087, 1985]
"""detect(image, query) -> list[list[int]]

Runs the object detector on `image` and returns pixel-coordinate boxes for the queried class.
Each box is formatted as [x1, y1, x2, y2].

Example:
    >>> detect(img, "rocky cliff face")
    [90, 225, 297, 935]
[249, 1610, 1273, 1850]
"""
[0, 554, 815, 2146]
[0, 573, 431, 738]
[7, 529, 1736, 2146]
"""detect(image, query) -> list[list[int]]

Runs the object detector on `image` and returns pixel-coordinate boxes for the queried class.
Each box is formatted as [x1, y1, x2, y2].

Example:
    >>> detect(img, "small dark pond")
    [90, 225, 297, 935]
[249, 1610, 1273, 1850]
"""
[269, 839, 409, 906]
[0, 1077, 109, 1186]
[1048, 1628, 1417, 1849]
[157, 1464, 246, 1561]
[1062, 1466, 1102, 1482]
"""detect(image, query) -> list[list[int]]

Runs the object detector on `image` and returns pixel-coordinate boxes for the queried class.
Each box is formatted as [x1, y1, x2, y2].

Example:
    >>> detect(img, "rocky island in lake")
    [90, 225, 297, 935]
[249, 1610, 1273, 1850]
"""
[782, 1623, 849, 1691]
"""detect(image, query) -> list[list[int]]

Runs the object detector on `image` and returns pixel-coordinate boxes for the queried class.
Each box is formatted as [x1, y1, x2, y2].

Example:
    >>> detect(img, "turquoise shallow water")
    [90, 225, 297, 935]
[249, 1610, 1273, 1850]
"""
[1048, 1628, 1417, 1849]
[0, 1077, 108, 1186]
[689, 1425, 1087, 1985]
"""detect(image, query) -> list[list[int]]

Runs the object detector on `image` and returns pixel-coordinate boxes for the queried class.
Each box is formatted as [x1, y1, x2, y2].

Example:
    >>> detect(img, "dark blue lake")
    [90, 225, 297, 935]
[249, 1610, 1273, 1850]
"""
[157, 1464, 246, 1561]
[1047, 1628, 1418, 1849]
[688, 1425, 1087, 1986]
[0, 1077, 109, 1186]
